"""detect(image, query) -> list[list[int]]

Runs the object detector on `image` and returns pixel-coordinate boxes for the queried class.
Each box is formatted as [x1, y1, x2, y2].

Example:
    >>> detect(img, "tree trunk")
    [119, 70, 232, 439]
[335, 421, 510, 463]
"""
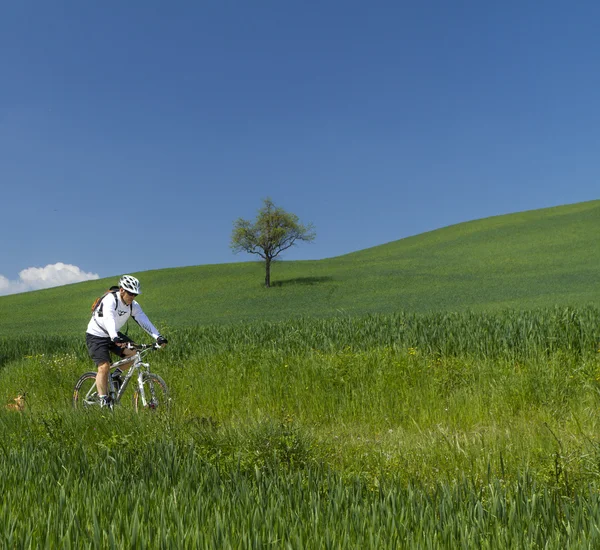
[265, 257, 271, 288]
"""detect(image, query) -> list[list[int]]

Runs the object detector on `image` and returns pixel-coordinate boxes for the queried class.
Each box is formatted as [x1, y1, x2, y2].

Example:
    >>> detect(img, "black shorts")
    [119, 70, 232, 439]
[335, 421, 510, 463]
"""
[86, 332, 133, 366]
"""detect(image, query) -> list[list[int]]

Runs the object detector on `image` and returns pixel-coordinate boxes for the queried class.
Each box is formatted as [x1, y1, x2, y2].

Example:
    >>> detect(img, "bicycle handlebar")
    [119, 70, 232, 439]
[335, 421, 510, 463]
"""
[126, 342, 162, 351]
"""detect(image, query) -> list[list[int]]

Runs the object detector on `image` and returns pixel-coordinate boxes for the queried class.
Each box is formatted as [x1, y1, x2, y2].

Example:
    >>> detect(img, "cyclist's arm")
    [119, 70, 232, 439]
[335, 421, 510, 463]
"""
[131, 302, 161, 339]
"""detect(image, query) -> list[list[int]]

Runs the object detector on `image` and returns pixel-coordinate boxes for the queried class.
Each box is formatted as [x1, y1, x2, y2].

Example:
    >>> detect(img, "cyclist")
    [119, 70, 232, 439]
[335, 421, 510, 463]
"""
[85, 274, 168, 407]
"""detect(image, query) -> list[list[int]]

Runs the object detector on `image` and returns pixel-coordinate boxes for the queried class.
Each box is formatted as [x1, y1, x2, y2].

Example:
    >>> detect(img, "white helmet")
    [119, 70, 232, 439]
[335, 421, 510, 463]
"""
[119, 275, 141, 295]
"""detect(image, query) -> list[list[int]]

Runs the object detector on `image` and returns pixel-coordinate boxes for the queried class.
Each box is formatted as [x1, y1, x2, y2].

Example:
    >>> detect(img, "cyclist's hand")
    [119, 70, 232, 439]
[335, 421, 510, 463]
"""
[156, 335, 168, 347]
[112, 336, 127, 347]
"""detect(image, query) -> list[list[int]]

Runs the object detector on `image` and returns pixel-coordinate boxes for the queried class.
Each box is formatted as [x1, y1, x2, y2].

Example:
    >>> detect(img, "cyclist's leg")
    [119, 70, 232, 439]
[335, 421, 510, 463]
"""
[86, 333, 114, 402]
[96, 361, 111, 396]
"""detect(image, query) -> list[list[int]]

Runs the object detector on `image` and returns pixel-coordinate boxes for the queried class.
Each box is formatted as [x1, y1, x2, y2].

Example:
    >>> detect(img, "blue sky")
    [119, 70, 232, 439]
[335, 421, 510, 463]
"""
[1, 1, 598, 294]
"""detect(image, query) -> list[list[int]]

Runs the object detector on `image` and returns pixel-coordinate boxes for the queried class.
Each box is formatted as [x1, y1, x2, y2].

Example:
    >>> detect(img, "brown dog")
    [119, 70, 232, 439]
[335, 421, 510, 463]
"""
[6, 393, 26, 411]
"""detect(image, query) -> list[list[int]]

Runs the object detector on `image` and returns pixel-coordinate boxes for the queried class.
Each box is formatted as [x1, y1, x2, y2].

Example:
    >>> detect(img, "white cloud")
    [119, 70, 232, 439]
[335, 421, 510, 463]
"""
[0, 263, 99, 296]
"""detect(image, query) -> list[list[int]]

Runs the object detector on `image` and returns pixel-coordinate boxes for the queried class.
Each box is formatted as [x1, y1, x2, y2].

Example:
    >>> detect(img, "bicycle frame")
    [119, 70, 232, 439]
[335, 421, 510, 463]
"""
[109, 343, 159, 406]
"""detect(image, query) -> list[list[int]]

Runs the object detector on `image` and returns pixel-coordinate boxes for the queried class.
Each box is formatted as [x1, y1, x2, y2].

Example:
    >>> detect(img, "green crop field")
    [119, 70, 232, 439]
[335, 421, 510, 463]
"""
[1, 201, 600, 548]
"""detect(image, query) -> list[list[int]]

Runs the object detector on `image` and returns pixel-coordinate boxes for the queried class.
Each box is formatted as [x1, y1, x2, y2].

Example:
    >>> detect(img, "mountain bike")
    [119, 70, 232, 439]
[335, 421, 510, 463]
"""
[73, 343, 170, 411]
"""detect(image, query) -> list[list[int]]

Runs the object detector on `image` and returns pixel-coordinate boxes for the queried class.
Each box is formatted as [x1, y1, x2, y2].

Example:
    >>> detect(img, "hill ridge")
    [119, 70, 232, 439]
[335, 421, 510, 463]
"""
[1, 200, 598, 336]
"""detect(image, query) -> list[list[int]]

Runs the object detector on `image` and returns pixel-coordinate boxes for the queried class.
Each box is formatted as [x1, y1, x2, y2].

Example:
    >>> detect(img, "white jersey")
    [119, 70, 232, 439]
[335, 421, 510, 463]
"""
[86, 291, 160, 341]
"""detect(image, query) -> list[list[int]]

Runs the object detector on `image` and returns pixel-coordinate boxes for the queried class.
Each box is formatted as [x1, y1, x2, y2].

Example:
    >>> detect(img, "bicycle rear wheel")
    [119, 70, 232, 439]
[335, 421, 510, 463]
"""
[73, 372, 100, 409]
[132, 373, 170, 412]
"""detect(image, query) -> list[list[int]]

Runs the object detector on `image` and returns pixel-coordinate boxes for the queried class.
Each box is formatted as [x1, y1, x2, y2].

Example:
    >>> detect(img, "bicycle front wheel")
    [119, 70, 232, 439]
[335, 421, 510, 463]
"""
[73, 372, 100, 409]
[132, 373, 170, 412]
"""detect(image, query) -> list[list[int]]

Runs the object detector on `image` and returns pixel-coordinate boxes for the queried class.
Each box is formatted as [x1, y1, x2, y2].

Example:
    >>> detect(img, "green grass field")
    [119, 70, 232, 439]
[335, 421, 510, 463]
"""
[2, 311, 600, 547]
[0, 200, 599, 336]
[1, 201, 600, 548]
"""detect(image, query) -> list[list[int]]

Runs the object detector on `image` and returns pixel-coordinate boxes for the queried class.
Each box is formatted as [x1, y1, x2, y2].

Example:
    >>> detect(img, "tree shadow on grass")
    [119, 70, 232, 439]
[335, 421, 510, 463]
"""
[271, 277, 333, 287]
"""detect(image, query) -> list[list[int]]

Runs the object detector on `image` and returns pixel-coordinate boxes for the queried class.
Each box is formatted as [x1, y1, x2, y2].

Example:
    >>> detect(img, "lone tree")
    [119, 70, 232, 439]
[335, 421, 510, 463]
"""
[231, 198, 316, 288]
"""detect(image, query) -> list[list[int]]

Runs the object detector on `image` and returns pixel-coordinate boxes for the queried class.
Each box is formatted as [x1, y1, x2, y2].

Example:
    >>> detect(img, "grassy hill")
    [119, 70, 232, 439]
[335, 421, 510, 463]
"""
[1, 200, 599, 336]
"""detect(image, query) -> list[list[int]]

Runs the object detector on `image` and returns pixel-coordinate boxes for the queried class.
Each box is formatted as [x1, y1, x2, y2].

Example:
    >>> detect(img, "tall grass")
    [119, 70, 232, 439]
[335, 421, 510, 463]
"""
[166, 305, 600, 361]
[2, 306, 598, 367]
[2, 307, 600, 547]
[2, 412, 600, 548]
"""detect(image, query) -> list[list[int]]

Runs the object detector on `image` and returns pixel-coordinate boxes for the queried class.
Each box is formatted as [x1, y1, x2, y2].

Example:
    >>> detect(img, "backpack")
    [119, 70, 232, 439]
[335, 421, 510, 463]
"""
[91, 286, 132, 317]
